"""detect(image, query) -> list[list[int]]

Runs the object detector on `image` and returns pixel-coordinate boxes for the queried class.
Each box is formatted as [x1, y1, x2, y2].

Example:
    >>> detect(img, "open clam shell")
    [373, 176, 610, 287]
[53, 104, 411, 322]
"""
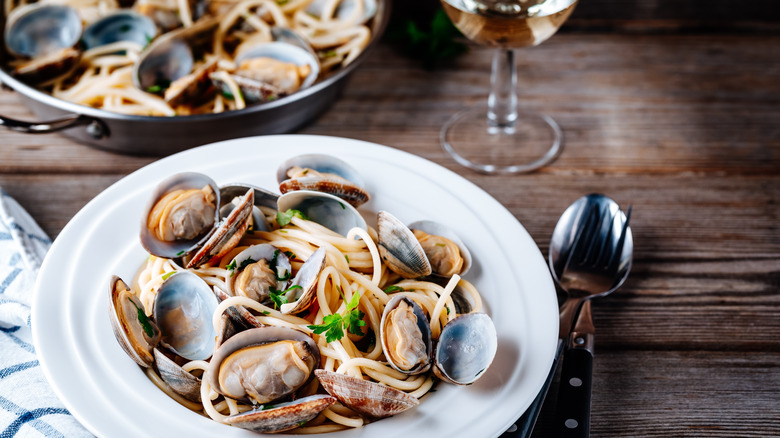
[433, 313, 497, 385]
[186, 187, 254, 268]
[4, 4, 82, 84]
[228, 243, 292, 303]
[377, 211, 431, 279]
[280, 247, 326, 314]
[140, 172, 220, 260]
[315, 369, 419, 418]
[109, 276, 161, 368]
[220, 184, 279, 232]
[213, 30, 320, 105]
[153, 348, 202, 402]
[152, 271, 219, 361]
[133, 16, 219, 91]
[408, 220, 472, 277]
[223, 394, 336, 433]
[207, 326, 320, 405]
[276, 154, 370, 207]
[82, 10, 158, 50]
[4, 3, 81, 58]
[305, 0, 377, 25]
[277, 190, 367, 237]
[380, 295, 432, 375]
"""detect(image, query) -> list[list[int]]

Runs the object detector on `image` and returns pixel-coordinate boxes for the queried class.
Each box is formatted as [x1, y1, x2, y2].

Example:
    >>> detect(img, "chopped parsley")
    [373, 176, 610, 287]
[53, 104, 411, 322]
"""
[321, 50, 338, 59]
[260, 310, 270, 315]
[344, 254, 350, 263]
[285, 251, 296, 260]
[268, 284, 302, 310]
[161, 271, 176, 281]
[435, 243, 446, 247]
[276, 209, 309, 227]
[384, 285, 404, 293]
[176, 250, 185, 257]
[307, 290, 365, 343]
[129, 299, 155, 338]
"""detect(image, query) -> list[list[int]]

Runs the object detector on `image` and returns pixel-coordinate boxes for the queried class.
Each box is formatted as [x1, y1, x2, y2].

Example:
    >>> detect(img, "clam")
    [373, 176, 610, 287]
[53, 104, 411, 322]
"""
[277, 190, 367, 237]
[380, 295, 432, 375]
[220, 184, 279, 232]
[4, 4, 82, 84]
[81, 10, 157, 50]
[154, 348, 202, 402]
[109, 275, 161, 368]
[153, 271, 220, 361]
[228, 243, 293, 303]
[276, 154, 370, 208]
[185, 186, 255, 268]
[109, 275, 207, 403]
[305, 0, 377, 25]
[207, 326, 320, 405]
[377, 212, 471, 279]
[280, 247, 326, 314]
[433, 313, 497, 385]
[140, 172, 220, 260]
[133, 16, 219, 93]
[135, 0, 209, 32]
[377, 211, 431, 279]
[211, 28, 320, 105]
[228, 244, 325, 315]
[223, 394, 336, 433]
[315, 369, 419, 418]
[408, 220, 471, 277]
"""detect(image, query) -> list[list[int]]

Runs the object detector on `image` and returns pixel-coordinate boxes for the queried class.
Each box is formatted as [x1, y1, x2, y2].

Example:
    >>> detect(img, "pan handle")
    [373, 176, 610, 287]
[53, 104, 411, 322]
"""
[0, 113, 108, 138]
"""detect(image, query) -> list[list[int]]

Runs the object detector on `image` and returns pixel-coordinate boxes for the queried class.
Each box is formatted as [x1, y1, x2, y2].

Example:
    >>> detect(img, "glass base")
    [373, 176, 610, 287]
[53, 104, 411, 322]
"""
[441, 103, 563, 174]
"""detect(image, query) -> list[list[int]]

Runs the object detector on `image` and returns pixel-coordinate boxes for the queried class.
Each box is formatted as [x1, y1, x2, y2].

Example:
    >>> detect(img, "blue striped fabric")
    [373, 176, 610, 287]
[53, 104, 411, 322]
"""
[0, 189, 93, 438]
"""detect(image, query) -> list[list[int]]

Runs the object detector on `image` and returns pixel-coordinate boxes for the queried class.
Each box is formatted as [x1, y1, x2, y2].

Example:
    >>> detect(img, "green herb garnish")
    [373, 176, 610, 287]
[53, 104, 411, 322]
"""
[344, 254, 350, 263]
[161, 271, 176, 281]
[307, 290, 366, 343]
[384, 285, 404, 293]
[176, 250, 185, 257]
[276, 209, 310, 226]
[268, 284, 302, 309]
[129, 299, 155, 338]
[285, 251, 296, 260]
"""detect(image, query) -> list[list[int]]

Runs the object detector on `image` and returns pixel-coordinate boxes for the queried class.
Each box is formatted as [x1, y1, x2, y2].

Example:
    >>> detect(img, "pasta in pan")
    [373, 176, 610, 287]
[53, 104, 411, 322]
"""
[108, 158, 497, 433]
[3, 0, 375, 116]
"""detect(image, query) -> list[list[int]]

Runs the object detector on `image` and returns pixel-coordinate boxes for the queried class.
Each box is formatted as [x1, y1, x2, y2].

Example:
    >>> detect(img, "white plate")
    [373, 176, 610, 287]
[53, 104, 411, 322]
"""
[32, 135, 558, 438]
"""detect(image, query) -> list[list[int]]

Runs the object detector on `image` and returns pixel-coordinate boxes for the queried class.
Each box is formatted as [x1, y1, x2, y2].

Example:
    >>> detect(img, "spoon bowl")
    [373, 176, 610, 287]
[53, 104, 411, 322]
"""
[551, 193, 633, 336]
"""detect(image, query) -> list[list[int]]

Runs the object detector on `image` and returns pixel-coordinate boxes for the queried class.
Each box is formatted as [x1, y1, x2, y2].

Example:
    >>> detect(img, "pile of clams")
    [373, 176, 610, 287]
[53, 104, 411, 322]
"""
[108, 153, 497, 432]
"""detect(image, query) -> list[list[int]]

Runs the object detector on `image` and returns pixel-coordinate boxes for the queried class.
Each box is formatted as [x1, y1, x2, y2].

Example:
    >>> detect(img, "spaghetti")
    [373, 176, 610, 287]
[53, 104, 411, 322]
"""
[131, 208, 484, 432]
[4, 0, 374, 115]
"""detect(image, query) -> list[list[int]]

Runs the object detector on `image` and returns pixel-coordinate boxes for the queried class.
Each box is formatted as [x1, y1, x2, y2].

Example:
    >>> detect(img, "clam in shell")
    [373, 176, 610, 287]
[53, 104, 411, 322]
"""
[380, 295, 432, 375]
[207, 327, 320, 405]
[277, 154, 369, 208]
[223, 394, 336, 433]
[315, 369, 419, 418]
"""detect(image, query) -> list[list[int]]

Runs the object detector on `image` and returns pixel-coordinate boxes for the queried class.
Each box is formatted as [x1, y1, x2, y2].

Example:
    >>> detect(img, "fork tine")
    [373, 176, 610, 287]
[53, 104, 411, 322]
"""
[561, 201, 598, 274]
[608, 205, 632, 268]
[570, 203, 601, 267]
[591, 204, 619, 268]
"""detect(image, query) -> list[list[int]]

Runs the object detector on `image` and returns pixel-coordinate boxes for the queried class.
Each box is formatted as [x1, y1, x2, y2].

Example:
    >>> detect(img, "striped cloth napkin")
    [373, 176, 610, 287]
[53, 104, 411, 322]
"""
[0, 188, 93, 437]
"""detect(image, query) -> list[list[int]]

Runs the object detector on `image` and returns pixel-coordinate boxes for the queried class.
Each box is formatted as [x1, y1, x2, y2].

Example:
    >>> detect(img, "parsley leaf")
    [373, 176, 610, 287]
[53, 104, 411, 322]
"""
[384, 285, 404, 293]
[268, 284, 302, 310]
[307, 291, 366, 343]
[276, 209, 310, 227]
[129, 299, 155, 338]
[161, 271, 176, 281]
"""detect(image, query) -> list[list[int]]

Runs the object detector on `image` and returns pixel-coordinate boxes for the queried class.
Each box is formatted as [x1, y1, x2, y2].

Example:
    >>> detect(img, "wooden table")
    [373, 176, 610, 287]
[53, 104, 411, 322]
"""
[1, 10, 779, 437]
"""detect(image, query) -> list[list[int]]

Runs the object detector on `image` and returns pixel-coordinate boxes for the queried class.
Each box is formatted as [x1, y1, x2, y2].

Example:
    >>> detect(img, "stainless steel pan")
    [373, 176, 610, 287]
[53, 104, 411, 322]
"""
[0, 1, 390, 156]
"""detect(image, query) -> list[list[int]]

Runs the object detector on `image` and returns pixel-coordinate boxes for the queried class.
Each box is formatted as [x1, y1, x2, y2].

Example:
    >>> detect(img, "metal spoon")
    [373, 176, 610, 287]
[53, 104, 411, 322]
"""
[504, 193, 632, 437]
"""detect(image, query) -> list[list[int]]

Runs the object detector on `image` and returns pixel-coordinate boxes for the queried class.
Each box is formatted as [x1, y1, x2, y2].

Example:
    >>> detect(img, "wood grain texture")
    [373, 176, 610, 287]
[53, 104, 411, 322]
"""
[0, 29, 778, 437]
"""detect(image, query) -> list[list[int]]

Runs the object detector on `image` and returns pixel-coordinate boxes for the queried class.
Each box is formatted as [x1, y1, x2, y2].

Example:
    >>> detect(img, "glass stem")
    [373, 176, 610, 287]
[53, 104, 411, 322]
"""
[488, 48, 518, 129]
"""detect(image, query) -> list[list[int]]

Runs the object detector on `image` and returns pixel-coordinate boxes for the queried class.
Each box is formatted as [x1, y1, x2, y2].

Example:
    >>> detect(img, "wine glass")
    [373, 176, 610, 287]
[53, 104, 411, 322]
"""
[440, 0, 578, 174]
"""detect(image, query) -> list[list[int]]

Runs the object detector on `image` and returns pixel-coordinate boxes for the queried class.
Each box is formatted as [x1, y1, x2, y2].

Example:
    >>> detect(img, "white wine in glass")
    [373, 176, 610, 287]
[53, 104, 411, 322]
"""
[439, 0, 578, 174]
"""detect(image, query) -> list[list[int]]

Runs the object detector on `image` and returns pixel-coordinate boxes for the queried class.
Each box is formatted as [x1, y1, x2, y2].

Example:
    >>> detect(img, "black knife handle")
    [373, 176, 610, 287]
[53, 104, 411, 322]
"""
[555, 341, 594, 437]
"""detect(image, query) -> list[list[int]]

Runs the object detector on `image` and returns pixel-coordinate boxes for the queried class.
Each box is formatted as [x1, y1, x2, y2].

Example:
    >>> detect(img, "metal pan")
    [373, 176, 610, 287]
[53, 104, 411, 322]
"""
[0, 1, 390, 156]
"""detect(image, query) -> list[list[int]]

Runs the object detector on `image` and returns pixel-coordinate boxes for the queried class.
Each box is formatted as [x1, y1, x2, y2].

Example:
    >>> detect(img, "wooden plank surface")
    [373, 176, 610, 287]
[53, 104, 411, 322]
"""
[1, 29, 779, 437]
